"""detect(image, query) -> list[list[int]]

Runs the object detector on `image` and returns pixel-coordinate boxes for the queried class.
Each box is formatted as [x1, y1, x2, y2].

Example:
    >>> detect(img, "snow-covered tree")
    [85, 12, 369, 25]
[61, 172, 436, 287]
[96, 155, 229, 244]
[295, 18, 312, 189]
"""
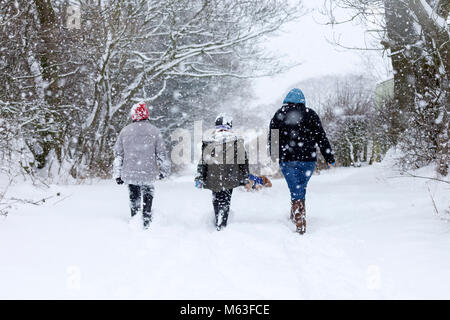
[0, 0, 303, 179]
[323, 0, 449, 175]
[292, 74, 389, 167]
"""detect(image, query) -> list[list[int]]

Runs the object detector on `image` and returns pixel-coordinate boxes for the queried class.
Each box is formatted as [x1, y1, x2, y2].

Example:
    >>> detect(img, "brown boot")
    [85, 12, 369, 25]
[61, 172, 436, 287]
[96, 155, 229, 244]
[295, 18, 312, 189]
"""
[291, 199, 306, 234]
[290, 200, 299, 223]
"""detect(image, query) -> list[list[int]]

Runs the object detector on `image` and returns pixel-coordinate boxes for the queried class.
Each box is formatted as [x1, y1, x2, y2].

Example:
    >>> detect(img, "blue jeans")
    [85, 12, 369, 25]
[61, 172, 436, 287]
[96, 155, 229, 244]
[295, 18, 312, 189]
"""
[280, 161, 316, 200]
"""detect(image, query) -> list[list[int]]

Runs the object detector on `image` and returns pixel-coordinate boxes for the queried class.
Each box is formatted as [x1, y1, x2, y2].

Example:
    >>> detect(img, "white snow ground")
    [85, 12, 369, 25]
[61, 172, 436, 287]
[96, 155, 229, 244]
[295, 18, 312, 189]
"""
[0, 162, 449, 299]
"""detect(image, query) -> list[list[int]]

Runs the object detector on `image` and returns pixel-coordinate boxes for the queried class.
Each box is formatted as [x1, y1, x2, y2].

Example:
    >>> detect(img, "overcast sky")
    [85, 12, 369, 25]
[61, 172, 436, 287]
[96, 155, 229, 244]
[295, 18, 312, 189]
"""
[250, 0, 391, 108]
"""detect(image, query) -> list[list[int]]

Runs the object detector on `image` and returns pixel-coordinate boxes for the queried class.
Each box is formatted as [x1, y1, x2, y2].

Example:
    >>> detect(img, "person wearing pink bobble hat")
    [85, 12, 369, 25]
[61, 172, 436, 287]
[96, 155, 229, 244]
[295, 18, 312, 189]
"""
[113, 102, 170, 229]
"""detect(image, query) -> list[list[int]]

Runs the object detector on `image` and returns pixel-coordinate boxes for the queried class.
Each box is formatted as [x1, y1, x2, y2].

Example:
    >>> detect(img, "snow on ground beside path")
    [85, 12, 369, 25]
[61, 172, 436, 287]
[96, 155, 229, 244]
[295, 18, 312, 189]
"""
[0, 163, 449, 299]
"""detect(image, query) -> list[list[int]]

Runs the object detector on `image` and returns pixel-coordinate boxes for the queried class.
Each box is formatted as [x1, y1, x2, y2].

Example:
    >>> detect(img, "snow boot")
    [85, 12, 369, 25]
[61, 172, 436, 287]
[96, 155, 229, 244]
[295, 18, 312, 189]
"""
[291, 199, 306, 234]
[290, 200, 300, 223]
[213, 202, 220, 228]
[212, 189, 232, 231]
[214, 208, 229, 231]
[144, 218, 152, 229]
[131, 208, 138, 217]
[142, 193, 153, 229]
[215, 209, 224, 231]
[143, 212, 152, 229]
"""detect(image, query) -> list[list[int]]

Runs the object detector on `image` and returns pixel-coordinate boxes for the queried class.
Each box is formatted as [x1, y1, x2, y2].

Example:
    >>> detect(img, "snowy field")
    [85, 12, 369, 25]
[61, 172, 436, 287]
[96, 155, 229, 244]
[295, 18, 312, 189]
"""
[0, 162, 449, 299]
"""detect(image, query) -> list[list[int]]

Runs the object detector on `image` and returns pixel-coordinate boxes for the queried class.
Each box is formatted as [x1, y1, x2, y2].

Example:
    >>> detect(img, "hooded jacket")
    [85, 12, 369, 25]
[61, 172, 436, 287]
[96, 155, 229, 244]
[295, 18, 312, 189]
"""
[269, 89, 335, 164]
[195, 130, 249, 192]
[113, 120, 170, 185]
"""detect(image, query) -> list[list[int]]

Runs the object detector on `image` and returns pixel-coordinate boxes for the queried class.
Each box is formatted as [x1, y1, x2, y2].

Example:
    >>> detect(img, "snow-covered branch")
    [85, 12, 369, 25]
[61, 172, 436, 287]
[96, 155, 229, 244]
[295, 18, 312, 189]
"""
[409, 0, 448, 32]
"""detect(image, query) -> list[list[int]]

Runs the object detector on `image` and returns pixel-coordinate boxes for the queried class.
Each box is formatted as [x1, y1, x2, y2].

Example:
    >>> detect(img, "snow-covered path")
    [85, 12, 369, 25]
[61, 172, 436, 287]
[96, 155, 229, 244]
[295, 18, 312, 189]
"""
[1, 163, 449, 299]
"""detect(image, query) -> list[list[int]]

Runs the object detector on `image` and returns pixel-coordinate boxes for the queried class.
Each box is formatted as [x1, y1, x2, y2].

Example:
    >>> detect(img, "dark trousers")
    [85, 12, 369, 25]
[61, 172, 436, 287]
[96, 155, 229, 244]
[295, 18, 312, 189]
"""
[128, 184, 154, 222]
[212, 189, 233, 228]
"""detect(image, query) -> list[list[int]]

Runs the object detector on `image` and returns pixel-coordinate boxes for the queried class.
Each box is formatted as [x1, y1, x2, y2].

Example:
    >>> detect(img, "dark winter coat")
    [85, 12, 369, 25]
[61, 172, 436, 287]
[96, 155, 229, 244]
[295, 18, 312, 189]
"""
[269, 103, 335, 163]
[195, 130, 250, 192]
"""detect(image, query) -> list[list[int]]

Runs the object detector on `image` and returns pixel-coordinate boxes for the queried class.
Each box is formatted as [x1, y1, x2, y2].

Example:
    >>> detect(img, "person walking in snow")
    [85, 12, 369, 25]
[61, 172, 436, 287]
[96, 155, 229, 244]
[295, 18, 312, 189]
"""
[195, 114, 250, 231]
[269, 89, 335, 234]
[113, 102, 170, 229]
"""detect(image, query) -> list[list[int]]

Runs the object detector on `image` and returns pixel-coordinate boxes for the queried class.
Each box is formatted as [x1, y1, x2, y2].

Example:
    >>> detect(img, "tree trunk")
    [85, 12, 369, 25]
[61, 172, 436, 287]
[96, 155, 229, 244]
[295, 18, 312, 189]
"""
[32, 0, 62, 169]
[384, 0, 417, 116]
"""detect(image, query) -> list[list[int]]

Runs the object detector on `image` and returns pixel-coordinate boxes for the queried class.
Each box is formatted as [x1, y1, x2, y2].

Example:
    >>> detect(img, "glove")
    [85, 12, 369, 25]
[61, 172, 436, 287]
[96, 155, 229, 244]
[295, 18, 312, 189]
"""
[116, 177, 124, 185]
[240, 178, 250, 186]
[195, 180, 204, 189]
[327, 162, 335, 168]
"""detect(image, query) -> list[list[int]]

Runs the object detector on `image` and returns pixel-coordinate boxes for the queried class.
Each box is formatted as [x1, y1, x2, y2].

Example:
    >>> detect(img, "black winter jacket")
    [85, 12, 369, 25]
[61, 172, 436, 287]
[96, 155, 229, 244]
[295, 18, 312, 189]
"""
[195, 131, 250, 192]
[269, 103, 335, 163]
